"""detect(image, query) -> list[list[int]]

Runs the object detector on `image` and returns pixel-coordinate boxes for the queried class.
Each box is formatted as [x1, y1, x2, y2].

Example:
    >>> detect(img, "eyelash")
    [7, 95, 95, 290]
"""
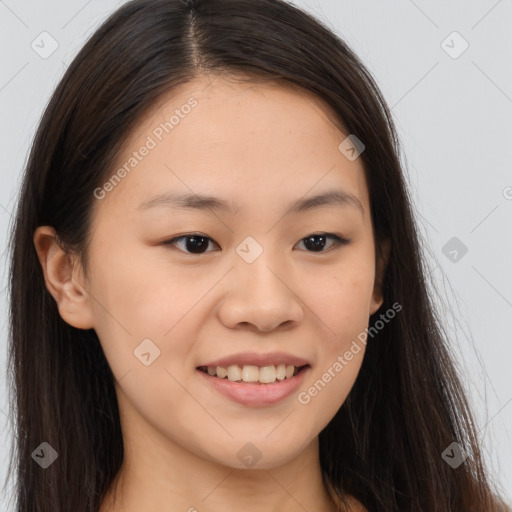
[161, 232, 350, 255]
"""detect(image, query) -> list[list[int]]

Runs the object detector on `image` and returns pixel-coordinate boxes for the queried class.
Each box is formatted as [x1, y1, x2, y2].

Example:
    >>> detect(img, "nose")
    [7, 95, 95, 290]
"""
[217, 251, 304, 333]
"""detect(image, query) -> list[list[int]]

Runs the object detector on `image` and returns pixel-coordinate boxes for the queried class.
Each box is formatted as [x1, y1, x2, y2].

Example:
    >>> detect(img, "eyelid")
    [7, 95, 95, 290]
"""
[161, 232, 351, 255]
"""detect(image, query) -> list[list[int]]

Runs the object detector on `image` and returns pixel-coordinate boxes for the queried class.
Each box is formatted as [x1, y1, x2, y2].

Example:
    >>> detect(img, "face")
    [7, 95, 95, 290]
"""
[54, 75, 386, 469]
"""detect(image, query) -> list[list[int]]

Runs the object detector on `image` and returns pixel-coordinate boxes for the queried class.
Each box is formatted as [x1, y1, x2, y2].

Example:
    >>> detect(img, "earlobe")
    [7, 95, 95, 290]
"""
[370, 238, 391, 316]
[33, 226, 95, 330]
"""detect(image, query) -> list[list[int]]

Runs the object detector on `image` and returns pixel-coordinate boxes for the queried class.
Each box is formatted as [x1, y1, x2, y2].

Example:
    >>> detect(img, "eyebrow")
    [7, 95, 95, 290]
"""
[137, 189, 365, 218]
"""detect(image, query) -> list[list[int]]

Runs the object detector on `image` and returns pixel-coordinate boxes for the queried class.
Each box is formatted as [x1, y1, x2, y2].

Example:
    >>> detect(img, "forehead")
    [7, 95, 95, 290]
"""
[94, 74, 370, 223]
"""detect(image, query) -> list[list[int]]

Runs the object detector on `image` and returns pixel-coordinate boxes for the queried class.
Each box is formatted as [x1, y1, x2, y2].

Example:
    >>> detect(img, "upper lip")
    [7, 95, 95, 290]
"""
[198, 352, 310, 368]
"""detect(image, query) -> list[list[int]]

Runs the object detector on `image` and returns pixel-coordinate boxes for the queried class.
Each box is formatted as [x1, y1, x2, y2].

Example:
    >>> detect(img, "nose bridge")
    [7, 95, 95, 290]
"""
[235, 235, 288, 300]
[218, 235, 304, 331]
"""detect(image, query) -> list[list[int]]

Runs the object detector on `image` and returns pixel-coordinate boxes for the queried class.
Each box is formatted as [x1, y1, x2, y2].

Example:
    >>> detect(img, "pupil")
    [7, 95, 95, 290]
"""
[185, 236, 209, 254]
[304, 234, 326, 252]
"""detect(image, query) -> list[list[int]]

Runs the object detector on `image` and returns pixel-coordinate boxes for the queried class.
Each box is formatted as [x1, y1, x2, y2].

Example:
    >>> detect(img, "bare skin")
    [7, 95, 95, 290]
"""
[34, 74, 384, 512]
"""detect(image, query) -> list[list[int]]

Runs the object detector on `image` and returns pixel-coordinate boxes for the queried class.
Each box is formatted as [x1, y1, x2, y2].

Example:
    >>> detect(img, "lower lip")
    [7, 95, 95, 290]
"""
[196, 366, 311, 406]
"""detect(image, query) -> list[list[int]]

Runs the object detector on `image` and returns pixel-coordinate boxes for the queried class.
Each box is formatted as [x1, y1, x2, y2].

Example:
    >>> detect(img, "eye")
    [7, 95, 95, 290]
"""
[162, 232, 350, 255]
[295, 233, 350, 253]
[162, 233, 219, 254]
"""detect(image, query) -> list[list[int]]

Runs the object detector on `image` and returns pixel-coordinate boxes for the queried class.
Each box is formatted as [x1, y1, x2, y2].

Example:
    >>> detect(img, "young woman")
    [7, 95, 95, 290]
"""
[6, 0, 510, 510]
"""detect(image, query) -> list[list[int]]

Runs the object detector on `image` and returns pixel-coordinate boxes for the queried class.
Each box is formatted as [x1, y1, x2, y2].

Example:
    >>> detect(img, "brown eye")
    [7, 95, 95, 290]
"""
[296, 233, 350, 253]
[162, 234, 219, 254]
[162, 232, 349, 255]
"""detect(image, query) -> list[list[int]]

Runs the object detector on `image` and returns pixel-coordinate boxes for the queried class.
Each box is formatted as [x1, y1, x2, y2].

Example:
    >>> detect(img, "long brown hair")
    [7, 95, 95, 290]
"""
[6, 0, 510, 510]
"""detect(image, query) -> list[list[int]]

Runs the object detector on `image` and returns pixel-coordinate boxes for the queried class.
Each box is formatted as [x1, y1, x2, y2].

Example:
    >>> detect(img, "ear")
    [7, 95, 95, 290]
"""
[369, 238, 391, 316]
[33, 226, 95, 330]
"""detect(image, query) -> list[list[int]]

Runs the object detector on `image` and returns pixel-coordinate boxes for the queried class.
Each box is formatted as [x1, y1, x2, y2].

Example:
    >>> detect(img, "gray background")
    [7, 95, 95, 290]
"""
[1, 0, 511, 509]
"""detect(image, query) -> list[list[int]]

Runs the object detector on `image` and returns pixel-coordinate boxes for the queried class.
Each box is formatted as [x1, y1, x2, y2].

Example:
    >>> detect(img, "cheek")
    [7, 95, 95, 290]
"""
[296, 258, 373, 414]
[297, 294, 368, 429]
[300, 348, 364, 421]
[87, 247, 214, 387]
[90, 248, 201, 332]
[305, 260, 375, 345]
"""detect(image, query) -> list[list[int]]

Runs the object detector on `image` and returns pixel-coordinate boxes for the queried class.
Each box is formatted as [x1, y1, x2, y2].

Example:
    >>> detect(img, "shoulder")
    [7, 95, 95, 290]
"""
[344, 495, 368, 512]
[324, 478, 367, 512]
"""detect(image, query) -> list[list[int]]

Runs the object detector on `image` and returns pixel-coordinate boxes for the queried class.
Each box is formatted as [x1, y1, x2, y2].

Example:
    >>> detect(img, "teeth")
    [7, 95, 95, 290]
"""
[258, 365, 276, 383]
[201, 364, 301, 383]
[241, 365, 259, 382]
[227, 365, 242, 382]
[216, 366, 228, 379]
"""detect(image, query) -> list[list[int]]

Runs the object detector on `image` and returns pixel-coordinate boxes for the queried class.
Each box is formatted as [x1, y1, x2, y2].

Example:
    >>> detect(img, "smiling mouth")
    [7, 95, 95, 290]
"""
[197, 364, 309, 385]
